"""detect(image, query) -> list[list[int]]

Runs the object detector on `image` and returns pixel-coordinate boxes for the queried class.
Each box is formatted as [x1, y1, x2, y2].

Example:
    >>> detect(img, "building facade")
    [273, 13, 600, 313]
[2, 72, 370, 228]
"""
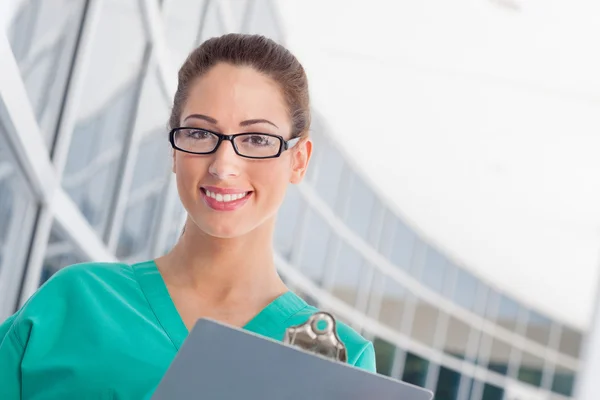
[0, 1, 582, 399]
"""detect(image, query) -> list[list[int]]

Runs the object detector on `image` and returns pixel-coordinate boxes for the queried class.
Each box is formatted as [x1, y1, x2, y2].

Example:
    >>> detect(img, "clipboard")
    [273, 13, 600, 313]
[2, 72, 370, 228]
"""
[151, 317, 434, 399]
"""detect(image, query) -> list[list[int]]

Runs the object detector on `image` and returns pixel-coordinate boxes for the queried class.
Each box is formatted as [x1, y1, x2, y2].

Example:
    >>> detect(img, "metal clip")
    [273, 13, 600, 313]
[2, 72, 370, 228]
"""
[283, 311, 348, 363]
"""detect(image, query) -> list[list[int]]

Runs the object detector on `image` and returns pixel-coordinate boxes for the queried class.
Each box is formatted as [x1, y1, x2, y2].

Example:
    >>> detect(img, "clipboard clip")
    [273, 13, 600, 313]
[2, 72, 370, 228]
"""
[283, 311, 348, 363]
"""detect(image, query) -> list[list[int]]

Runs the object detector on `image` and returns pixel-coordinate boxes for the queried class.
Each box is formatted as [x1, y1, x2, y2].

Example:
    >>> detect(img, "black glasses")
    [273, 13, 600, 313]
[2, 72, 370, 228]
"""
[169, 127, 300, 159]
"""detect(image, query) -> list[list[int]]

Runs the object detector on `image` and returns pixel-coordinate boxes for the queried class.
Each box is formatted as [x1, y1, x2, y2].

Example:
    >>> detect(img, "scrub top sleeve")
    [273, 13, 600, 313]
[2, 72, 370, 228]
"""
[0, 323, 25, 399]
[353, 342, 377, 373]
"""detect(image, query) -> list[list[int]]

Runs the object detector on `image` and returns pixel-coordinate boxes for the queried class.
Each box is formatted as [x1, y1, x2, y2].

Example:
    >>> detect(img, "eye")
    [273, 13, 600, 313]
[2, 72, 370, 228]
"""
[187, 129, 213, 140]
[244, 134, 274, 146]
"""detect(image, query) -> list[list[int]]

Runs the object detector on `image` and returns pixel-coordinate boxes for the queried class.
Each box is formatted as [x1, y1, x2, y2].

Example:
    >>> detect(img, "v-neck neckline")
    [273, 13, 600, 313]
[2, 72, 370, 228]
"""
[132, 260, 308, 350]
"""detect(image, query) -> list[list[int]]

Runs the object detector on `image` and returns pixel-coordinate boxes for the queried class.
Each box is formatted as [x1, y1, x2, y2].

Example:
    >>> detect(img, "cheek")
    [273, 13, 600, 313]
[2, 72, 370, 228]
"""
[175, 156, 207, 192]
[253, 160, 291, 200]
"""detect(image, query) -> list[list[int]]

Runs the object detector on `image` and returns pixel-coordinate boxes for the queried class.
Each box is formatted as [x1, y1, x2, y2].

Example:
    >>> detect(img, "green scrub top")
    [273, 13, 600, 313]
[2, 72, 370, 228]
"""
[0, 261, 376, 399]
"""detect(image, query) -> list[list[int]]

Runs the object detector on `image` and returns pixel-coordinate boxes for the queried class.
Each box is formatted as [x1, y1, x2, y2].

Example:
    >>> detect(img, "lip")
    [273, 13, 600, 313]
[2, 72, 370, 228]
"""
[200, 186, 253, 211]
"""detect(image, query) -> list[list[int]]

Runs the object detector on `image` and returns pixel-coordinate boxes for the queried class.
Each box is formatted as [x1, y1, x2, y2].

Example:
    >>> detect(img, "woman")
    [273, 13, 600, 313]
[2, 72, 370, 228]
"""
[0, 34, 376, 399]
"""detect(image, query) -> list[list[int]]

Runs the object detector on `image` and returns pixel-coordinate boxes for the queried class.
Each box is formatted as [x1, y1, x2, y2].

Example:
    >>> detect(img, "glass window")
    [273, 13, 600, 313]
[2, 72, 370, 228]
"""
[473, 283, 490, 317]
[132, 67, 171, 135]
[366, 200, 383, 247]
[525, 310, 553, 347]
[0, 167, 13, 272]
[482, 383, 504, 400]
[435, 366, 461, 400]
[164, 0, 207, 68]
[420, 245, 447, 292]
[330, 241, 363, 306]
[487, 338, 511, 376]
[298, 209, 331, 284]
[443, 317, 471, 361]
[160, 199, 186, 256]
[518, 351, 544, 387]
[245, 0, 282, 42]
[62, 0, 147, 238]
[41, 223, 87, 284]
[274, 184, 303, 260]
[377, 277, 407, 332]
[0, 129, 37, 318]
[496, 294, 521, 332]
[344, 174, 375, 240]
[551, 364, 575, 397]
[117, 68, 171, 260]
[366, 270, 384, 317]
[463, 329, 482, 366]
[116, 133, 171, 261]
[461, 376, 475, 400]
[389, 218, 416, 271]
[7, 0, 86, 145]
[484, 288, 500, 320]
[441, 261, 457, 298]
[373, 337, 396, 377]
[377, 208, 396, 256]
[198, 0, 225, 42]
[402, 352, 429, 388]
[475, 333, 491, 367]
[314, 144, 344, 209]
[474, 330, 492, 368]
[558, 325, 582, 358]
[453, 268, 479, 312]
[410, 297, 439, 347]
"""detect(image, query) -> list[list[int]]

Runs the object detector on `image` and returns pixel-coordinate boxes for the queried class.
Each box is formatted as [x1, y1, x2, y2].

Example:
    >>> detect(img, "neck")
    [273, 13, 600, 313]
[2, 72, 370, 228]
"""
[157, 217, 286, 303]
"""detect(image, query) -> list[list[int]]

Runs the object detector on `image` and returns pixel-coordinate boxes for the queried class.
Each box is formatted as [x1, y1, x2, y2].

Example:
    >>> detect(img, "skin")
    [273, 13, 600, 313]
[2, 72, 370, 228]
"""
[155, 63, 312, 330]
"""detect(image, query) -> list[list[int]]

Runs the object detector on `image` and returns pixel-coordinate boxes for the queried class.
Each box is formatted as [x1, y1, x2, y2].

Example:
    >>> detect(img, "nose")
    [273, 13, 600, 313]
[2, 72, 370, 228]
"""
[208, 138, 241, 180]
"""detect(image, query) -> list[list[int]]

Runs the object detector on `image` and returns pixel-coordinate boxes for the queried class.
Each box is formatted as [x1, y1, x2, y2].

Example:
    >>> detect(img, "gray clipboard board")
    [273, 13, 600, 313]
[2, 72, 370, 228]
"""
[152, 318, 434, 400]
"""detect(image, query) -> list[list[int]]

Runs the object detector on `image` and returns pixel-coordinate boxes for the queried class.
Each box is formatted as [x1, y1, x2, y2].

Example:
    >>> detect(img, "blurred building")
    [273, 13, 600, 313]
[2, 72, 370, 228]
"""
[0, 1, 586, 400]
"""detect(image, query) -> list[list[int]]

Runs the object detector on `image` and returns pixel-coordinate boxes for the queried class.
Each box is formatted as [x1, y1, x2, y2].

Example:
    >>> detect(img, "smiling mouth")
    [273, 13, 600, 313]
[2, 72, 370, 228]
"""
[201, 188, 253, 203]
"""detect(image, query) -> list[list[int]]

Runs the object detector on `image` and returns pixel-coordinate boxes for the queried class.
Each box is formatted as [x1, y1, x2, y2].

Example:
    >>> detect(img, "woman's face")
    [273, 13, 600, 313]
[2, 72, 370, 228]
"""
[173, 63, 311, 239]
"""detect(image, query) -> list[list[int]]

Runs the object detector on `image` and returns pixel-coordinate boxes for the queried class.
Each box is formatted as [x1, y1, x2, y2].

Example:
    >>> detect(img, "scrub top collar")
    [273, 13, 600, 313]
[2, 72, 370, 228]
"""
[132, 260, 309, 350]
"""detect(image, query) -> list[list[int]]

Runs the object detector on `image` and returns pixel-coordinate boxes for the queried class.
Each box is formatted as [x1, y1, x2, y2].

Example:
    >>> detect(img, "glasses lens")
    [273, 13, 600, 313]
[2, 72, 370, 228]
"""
[174, 129, 219, 153]
[234, 134, 282, 158]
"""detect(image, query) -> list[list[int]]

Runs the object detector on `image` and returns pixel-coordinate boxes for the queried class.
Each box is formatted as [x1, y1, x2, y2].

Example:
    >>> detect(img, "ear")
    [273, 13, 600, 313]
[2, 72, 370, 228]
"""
[290, 137, 312, 184]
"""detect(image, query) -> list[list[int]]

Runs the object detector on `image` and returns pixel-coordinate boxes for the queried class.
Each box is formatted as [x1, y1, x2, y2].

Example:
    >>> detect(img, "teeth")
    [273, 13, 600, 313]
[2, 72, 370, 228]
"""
[205, 190, 248, 203]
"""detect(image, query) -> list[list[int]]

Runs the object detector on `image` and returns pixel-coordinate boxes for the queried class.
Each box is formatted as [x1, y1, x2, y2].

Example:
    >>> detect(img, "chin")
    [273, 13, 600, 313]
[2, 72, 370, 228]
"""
[204, 227, 247, 239]
[198, 219, 255, 239]
[187, 207, 276, 240]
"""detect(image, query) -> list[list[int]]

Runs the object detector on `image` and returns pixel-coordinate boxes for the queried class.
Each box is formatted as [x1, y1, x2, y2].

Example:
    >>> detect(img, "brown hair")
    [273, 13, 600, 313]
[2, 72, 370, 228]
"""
[170, 34, 310, 138]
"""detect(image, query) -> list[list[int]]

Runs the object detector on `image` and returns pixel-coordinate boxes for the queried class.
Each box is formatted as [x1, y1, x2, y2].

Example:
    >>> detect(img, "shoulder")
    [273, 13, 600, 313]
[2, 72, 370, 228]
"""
[6, 262, 137, 343]
[14, 261, 134, 301]
[330, 314, 377, 372]
[287, 305, 376, 372]
[36, 261, 141, 296]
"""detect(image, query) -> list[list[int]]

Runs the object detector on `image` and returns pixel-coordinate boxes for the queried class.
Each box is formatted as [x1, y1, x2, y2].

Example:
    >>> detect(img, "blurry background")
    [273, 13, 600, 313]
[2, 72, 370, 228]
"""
[1, 1, 600, 399]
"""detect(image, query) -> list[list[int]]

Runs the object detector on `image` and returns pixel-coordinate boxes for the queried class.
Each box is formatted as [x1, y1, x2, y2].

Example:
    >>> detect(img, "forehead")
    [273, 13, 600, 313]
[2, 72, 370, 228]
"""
[182, 63, 290, 130]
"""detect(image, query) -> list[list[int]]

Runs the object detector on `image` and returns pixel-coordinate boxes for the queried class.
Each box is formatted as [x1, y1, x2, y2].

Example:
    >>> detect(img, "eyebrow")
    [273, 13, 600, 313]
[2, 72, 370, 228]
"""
[183, 114, 279, 129]
[239, 119, 279, 129]
[184, 114, 218, 124]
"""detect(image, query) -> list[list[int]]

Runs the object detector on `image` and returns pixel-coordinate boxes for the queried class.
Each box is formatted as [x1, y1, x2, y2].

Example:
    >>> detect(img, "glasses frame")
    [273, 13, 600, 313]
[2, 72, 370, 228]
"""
[169, 127, 301, 159]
